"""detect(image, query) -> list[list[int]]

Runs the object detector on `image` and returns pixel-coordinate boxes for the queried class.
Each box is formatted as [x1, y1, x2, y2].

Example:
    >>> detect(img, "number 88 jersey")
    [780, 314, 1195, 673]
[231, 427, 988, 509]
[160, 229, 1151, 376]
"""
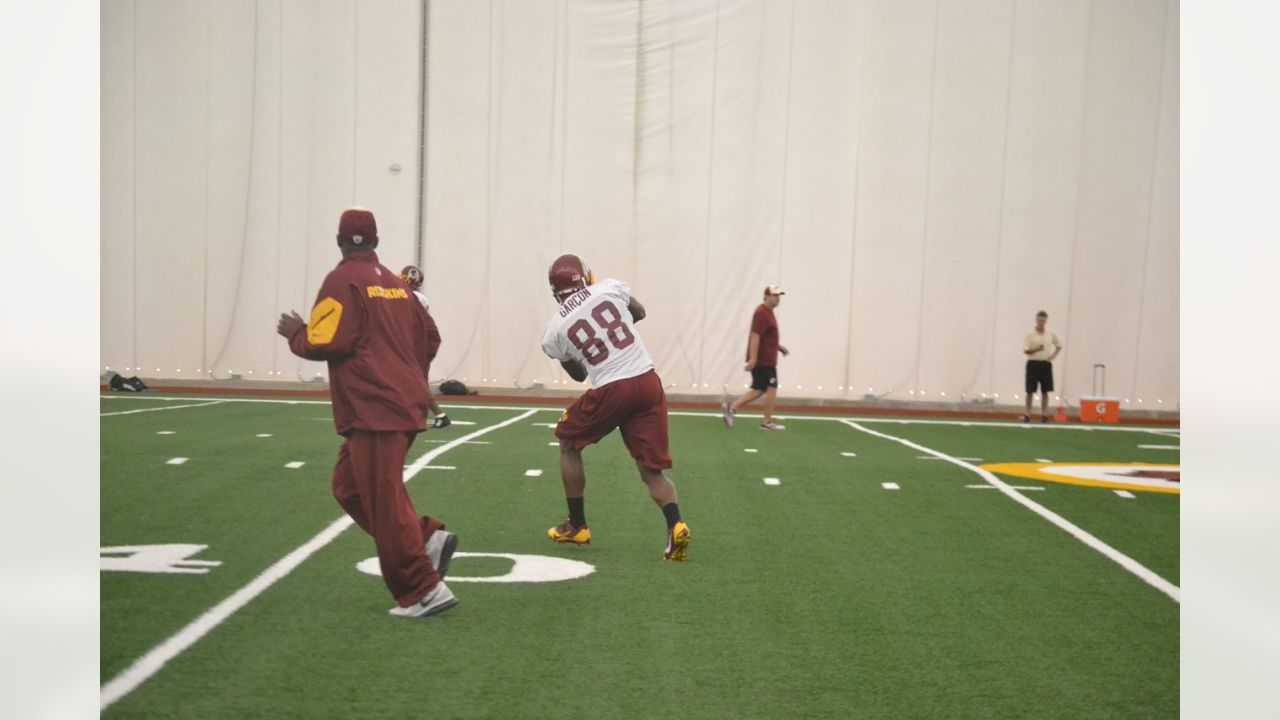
[541, 278, 654, 388]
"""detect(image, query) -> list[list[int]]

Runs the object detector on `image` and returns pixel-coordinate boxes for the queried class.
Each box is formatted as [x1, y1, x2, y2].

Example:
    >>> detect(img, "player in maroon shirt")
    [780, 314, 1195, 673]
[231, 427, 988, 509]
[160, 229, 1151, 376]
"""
[277, 208, 458, 618]
[723, 286, 791, 430]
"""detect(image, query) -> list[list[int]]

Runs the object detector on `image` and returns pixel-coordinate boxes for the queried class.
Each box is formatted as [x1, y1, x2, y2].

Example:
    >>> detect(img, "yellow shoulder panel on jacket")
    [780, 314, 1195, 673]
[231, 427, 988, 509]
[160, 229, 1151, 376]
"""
[308, 297, 343, 345]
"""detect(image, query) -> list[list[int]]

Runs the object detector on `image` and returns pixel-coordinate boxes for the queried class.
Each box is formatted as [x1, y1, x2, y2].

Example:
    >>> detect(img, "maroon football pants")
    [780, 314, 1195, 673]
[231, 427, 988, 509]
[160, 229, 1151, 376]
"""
[332, 430, 445, 607]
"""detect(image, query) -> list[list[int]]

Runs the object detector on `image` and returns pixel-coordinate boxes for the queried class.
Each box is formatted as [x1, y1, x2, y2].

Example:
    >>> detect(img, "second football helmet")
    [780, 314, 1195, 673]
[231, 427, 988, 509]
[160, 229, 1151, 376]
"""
[400, 265, 424, 291]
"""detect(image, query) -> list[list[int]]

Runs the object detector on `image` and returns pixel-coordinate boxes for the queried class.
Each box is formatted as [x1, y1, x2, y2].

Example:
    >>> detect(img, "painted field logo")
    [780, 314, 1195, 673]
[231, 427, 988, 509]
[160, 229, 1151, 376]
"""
[979, 462, 1180, 494]
[356, 552, 595, 583]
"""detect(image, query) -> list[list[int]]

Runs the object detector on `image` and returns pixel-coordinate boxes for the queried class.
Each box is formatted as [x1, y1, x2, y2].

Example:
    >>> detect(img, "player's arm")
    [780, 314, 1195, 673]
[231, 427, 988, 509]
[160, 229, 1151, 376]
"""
[1048, 336, 1062, 361]
[542, 327, 587, 382]
[560, 359, 588, 382]
[744, 332, 760, 371]
[627, 296, 646, 323]
[1023, 336, 1042, 355]
[282, 282, 364, 360]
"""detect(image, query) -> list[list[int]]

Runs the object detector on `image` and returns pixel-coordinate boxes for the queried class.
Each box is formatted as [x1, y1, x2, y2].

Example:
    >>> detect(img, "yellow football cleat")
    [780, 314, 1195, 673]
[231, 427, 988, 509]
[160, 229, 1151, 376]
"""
[548, 519, 591, 545]
[663, 521, 691, 561]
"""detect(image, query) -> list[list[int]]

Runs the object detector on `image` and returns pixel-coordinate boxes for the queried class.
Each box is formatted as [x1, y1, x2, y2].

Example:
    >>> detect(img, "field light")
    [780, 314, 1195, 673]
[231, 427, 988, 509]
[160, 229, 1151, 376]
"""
[1157, 399, 1163, 404]
[993, 393, 999, 399]
[909, 390, 915, 395]
[940, 391, 946, 397]
[1137, 398, 1143, 404]
[817, 386, 823, 390]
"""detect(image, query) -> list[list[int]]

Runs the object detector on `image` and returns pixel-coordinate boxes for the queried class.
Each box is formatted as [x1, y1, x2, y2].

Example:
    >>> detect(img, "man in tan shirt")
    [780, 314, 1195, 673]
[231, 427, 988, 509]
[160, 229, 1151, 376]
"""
[1022, 310, 1062, 423]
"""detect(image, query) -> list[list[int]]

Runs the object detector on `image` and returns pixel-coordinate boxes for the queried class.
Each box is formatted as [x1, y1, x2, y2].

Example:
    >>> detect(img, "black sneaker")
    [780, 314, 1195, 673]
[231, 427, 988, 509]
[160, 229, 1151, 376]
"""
[1040, 415, 1050, 423]
[433, 415, 451, 429]
[1020, 415, 1030, 423]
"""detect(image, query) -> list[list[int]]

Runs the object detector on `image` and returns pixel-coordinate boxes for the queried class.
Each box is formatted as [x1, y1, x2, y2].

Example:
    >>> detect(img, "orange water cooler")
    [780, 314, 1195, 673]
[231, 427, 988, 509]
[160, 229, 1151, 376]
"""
[1079, 364, 1120, 423]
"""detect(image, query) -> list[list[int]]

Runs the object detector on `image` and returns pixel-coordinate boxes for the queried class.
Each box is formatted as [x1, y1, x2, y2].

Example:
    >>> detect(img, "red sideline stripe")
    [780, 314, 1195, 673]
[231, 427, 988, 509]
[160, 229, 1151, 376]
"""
[101, 385, 1179, 427]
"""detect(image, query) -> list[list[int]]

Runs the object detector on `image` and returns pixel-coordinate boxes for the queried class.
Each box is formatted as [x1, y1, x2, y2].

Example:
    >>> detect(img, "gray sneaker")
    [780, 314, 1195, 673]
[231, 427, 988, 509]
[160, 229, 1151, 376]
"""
[425, 529, 458, 577]
[721, 400, 735, 428]
[388, 581, 458, 618]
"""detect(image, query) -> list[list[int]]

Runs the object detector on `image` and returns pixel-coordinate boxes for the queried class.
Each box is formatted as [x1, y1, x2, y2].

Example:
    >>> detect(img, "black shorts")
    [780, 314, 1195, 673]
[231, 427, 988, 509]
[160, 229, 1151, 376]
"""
[750, 366, 778, 392]
[1025, 360, 1054, 394]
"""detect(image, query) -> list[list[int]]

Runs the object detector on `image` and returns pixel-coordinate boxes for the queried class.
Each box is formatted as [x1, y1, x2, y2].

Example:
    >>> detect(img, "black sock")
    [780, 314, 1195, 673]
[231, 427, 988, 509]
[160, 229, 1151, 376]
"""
[567, 496, 586, 528]
[661, 502, 682, 529]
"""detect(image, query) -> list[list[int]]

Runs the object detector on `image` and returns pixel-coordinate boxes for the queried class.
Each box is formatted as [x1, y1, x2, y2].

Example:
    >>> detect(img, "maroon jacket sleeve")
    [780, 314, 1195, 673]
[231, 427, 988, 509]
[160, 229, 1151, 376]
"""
[288, 273, 366, 361]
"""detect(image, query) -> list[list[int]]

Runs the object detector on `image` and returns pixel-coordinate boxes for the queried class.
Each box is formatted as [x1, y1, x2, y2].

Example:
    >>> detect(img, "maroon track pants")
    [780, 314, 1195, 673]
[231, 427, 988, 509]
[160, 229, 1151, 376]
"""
[332, 430, 445, 607]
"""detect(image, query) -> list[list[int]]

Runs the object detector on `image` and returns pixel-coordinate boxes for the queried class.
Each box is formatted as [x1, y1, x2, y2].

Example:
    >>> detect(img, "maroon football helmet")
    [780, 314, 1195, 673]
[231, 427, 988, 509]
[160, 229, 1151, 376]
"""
[548, 254, 595, 302]
[400, 265, 423, 291]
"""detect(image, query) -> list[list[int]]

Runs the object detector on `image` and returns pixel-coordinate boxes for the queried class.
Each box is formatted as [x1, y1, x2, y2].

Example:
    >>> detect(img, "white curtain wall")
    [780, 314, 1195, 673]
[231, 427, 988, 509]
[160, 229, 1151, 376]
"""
[101, 0, 1180, 408]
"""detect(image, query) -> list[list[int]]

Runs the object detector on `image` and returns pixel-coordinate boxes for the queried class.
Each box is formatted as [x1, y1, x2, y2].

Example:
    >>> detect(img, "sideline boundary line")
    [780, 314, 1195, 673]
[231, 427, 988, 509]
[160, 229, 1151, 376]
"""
[99, 410, 538, 712]
[841, 420, 1180, 603]
[100, 395, 1176, 433]
[100, 400, 227, 417]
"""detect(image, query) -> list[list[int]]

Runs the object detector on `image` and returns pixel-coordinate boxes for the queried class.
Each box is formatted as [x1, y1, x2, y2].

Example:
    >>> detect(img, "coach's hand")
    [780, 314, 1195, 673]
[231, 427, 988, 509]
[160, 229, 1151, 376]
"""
[277, 311, 305, 339]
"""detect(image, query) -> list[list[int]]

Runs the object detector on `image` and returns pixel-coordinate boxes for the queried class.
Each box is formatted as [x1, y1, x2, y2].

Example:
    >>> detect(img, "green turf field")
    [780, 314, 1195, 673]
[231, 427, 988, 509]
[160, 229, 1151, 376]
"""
[101, 394, 1179, 718]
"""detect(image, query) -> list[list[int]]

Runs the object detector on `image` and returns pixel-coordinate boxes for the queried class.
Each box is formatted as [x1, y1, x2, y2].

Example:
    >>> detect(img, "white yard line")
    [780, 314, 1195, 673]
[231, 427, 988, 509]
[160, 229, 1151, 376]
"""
[967, 484, 1045, 491]
[100, 401, 226, 417]
[1138, 444, 1179, 450]
[100, 409, 538, 712]
[881, 482, 900, 490]
[841, 419, 1180, 603]
[763, 477, 781, 486]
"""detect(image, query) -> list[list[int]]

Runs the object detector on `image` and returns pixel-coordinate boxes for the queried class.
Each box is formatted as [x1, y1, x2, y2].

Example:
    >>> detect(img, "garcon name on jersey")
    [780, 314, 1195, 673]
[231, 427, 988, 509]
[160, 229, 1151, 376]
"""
[558, 287, 593, 317]
[366, 286, 409, 300]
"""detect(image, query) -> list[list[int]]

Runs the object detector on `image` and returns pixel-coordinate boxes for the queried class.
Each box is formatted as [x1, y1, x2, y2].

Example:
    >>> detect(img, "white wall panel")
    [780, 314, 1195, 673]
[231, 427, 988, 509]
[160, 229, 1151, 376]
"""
[421, 0, 492, 383]
[992, 0, 1090, 402]
[132, 0, 208, 376]
[917, 0, 1014, 400]
[848, 0, 937, 396]
[1063, 0, 1170, 402]
[101, 0, 136, 372]
[776, 0, 861, 396]
[1133, 0, 1179, 407]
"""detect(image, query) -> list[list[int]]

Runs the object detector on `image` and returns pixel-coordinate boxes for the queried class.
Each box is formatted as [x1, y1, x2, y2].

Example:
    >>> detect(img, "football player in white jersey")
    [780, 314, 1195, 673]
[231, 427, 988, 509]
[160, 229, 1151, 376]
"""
[540, 253, 691, 561]
[400, 265, 450, 429]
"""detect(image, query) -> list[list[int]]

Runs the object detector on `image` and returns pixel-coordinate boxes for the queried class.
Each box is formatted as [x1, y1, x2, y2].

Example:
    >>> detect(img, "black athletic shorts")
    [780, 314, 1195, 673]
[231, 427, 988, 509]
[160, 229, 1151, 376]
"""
[1025, 360, 1054, 394]
[750, 366, 778, 392]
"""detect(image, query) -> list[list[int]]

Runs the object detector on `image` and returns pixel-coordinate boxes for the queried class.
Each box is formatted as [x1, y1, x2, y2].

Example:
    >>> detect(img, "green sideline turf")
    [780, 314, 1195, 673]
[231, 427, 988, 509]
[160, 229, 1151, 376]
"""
[101, 396, 1179, 719]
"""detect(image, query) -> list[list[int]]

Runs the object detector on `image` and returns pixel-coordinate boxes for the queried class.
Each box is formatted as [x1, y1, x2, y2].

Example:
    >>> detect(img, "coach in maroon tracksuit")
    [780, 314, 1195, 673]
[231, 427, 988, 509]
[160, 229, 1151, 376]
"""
[276, 208, 457, 619]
